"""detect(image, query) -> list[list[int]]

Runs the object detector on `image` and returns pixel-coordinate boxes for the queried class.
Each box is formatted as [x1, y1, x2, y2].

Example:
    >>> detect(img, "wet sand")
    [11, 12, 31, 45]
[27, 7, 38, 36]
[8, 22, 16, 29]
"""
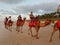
[0, 21, 60, 45]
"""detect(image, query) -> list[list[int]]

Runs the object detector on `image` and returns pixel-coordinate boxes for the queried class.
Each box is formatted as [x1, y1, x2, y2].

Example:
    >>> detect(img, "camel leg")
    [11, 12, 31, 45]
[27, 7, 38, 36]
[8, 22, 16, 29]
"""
[9, 26, 12, 32]
[49, 27, 58, 42]
[5, 25, 6, 29]
[21, 26, 23, 33]
[35, 27, 40, 39]
[16, 26, 18, 31]
[28, 27, 31, 35]
[5, 24, 8, 29]
[30, 28, 33, 37]
[28, 27, 33, 37]
[18, 26, 20, 32]
[5, 25, 8, 29]
[6, 25, 8, 29]
[36, 30, 39, 39]
[16, 26, 20, 33]
[59, 29, 60, 39]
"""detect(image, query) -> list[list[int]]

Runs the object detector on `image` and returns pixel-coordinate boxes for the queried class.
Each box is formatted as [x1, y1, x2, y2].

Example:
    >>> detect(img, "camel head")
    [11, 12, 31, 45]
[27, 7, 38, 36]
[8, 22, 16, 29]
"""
[45, 19, 54, 26]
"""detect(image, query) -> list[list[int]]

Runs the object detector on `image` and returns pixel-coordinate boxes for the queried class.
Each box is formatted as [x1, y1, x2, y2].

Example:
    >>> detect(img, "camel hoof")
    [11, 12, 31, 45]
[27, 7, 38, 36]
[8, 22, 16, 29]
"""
[21, 31, 23, 33]
[18, 30, 20, 32]
[17, 32, 19, 34]
[49, 39, 52, 42]
[16, 29, 17, 31]
[31, 35, 33, 37]
[34, 35, 37, 37]
[9, 30, 12, 32]
[28, 33, 30, 35]
[6, 27, 8, 29]
[36, 37, 39, 39]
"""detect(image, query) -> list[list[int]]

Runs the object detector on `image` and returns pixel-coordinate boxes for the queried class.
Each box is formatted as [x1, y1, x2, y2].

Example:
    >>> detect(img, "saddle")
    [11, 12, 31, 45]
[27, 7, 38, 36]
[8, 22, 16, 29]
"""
[29, 20, 38, 27]
[16, 20, 23, 26]
[29, 16, 39, 27]
[57, 20, 60, 28]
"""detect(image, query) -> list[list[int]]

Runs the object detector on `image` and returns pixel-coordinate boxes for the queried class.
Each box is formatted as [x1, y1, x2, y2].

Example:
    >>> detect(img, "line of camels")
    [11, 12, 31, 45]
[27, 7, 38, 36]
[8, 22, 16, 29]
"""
[4, 17, 60, 42]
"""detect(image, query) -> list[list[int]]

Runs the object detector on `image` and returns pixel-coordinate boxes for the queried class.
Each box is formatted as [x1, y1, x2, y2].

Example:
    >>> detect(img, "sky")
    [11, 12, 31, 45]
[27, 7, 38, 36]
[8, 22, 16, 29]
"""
[0, 0, 60, 20]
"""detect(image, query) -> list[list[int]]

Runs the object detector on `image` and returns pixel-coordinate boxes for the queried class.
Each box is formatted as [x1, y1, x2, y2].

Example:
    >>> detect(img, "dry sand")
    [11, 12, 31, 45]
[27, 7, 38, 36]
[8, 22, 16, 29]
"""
[0, 21, 60, 45]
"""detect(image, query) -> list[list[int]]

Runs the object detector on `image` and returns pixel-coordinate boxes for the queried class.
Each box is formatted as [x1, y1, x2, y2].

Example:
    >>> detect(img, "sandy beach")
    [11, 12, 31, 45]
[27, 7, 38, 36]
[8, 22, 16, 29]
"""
[0, 21, 60, 45]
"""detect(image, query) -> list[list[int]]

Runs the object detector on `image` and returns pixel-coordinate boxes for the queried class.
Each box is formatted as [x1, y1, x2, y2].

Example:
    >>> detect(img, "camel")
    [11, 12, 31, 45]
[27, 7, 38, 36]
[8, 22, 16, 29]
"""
[4, 18, 13, 31]
[49, 20, 60, 42]
[7, 20, 13, 31]
[4, 16, 13, 32]
[28, 18, 54, 39]
[16, 18, 26, 33]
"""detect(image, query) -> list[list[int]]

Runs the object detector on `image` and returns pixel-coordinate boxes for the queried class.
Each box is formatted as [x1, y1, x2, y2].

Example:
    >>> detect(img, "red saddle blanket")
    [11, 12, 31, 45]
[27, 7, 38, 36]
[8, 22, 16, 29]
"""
[29, 20, 38, 27]
[57, 20, 60, 28]
[16, 21, 23, 26]
[8, 22, 13, 26]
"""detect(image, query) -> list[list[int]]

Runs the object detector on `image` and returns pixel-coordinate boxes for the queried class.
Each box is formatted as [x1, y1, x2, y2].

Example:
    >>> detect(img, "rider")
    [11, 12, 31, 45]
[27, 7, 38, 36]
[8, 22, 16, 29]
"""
[16, 15, 23, 26]
[8, 16, 13, 26]
[17, 15, 22, 21]
[29, 12, 37, 26]
[8, 16, 11, 22]
[29, 12, 35, 21]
